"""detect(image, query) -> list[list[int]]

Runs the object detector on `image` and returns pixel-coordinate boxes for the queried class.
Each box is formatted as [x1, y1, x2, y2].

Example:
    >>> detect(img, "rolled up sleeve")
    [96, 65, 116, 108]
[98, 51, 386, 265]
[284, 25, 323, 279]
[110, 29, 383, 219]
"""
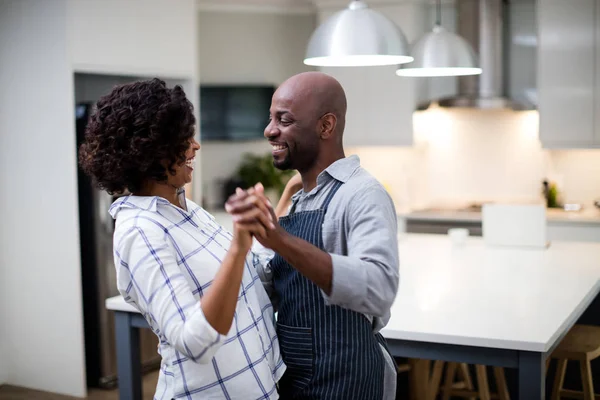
[251, 241, 277, 307]
[115, 225, 222, 364]
[323, 185, 399, 318]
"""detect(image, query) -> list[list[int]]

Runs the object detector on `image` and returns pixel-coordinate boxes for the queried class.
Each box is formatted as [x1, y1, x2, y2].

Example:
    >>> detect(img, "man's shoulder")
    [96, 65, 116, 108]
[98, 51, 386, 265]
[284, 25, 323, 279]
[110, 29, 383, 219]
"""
[343, 167, 388, 197]
[329, 167, 393, 211]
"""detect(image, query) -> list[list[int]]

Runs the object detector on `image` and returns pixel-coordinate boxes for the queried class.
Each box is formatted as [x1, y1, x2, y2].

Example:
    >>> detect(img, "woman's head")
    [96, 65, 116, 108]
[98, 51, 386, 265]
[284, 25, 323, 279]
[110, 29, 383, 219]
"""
[79, 78, 199, 195]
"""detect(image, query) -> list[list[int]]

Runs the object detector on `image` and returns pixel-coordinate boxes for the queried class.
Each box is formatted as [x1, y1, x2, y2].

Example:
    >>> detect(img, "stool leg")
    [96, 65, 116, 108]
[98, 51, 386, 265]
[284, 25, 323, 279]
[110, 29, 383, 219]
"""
[428, 360, 445, 400]
[551, 359, 567, 400]
[493, 367, 510, 400]
[580, 360, 595, 400]
[441, 362, 458, 400]
[457, 364, 476, 400]
[475, 365, 491, 400]
[409, 359, 430, 400]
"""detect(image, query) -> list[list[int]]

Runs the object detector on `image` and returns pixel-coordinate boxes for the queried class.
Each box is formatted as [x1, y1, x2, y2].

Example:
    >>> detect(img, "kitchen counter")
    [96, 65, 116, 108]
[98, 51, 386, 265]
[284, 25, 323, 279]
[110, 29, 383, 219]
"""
[401, 207, 600, 225]
[106, 233, 600, 399]
[386, 234, 600, 351]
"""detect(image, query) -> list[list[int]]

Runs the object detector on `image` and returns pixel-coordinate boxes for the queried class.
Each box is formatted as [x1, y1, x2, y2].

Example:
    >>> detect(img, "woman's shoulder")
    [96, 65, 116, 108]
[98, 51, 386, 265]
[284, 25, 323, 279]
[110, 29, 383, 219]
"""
[113, 207, 170, 242]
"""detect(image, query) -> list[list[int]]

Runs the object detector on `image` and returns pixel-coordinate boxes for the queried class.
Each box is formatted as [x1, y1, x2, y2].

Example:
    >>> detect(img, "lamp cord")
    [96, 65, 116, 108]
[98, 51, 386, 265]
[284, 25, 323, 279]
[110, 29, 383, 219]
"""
[435, 0, 442, 26]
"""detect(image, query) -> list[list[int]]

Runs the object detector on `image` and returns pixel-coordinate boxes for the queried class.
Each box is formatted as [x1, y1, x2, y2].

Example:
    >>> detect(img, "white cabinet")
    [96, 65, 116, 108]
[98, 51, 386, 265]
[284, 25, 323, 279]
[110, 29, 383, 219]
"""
[538, 0, 599, 149]
[547, 222, 600, 243]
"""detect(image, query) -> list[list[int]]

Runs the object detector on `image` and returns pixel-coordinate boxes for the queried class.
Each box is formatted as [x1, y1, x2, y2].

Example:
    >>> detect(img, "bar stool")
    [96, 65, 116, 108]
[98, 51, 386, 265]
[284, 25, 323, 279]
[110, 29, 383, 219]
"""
[549, 324, 600, 400]
[428, 361, 510, 400]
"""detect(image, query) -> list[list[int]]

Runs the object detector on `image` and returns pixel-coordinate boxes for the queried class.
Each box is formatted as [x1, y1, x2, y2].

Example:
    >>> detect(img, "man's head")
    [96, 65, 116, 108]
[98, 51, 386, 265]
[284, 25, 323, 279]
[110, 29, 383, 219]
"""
[264, 72, 347, 172]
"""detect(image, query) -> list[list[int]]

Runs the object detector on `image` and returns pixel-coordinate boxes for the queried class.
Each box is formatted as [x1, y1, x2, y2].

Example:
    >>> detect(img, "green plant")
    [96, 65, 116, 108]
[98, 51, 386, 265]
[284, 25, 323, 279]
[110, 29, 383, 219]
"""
[234, 152, 295, 195]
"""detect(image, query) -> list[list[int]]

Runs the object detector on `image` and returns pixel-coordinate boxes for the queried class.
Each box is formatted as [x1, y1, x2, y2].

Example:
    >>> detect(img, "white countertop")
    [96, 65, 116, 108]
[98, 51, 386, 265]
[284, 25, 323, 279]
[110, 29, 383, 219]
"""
[106, 295, 138, 313]
[107, 234, 600, 353]
[402, 208, 600, 225]
[382, 234, 600, 352]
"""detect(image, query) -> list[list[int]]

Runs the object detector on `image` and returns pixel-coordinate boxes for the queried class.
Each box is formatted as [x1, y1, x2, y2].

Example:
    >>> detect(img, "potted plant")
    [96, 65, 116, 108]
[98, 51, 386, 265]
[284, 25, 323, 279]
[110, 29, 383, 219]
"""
[224, 152, 295, 205]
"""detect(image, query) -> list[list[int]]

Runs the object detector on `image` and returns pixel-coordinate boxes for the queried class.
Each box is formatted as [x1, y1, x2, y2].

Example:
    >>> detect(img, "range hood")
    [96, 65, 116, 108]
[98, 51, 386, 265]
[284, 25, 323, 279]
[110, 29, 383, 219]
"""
[418, 0, 534, 111]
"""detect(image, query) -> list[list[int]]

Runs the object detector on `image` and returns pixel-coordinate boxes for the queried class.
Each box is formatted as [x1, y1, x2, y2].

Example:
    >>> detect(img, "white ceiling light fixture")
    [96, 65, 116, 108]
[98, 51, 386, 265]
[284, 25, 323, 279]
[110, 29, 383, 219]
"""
[396, 0, 482, 77]
[304, 0, 413, 67]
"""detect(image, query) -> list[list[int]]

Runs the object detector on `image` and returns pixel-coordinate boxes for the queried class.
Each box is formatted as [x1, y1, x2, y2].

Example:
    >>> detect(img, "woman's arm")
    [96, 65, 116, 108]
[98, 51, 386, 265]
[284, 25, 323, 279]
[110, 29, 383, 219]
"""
[115, 207, 272, 363]
[274, 173, 303, 218]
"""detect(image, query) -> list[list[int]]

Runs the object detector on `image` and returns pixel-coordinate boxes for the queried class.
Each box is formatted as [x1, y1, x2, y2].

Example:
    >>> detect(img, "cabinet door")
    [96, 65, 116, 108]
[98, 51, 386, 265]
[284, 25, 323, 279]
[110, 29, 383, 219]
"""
[538, 0, 596, 148]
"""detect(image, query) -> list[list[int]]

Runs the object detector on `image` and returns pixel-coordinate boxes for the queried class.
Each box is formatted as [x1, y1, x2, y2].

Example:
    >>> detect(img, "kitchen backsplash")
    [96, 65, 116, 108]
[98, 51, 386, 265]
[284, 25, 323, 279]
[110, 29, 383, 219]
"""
[348, 108, 600, 212]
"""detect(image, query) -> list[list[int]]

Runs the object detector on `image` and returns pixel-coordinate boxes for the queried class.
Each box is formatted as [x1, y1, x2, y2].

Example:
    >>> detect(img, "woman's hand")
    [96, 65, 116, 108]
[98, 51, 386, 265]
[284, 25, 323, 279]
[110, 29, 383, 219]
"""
[231, 223, 253, 254]
[228, 185, 275, 252]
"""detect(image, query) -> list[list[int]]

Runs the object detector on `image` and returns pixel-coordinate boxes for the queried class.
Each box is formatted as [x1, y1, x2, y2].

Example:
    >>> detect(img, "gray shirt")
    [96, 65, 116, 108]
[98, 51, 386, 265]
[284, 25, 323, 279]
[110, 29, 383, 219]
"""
[254, 155, 400, 399]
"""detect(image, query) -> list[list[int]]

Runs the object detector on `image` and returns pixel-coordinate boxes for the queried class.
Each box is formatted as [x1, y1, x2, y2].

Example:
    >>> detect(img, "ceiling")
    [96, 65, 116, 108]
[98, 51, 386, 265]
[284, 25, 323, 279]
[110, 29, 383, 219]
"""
[196, 0, 316, 11]
[195, 0, 462, 13]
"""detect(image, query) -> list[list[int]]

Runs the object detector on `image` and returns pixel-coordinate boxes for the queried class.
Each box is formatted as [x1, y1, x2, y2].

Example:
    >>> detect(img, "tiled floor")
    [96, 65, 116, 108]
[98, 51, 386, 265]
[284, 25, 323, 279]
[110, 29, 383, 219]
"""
[0, 371, 159, 400]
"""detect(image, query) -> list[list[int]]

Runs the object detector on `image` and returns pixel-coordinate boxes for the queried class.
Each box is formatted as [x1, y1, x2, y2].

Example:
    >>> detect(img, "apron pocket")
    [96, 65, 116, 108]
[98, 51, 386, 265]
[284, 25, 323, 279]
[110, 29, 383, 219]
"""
[277, 323, 314, 392]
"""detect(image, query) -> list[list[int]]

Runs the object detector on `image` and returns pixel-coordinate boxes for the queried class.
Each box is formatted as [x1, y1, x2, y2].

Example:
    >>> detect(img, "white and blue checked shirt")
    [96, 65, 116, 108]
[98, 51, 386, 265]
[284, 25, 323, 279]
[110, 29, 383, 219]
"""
[110, 194, 285, 399]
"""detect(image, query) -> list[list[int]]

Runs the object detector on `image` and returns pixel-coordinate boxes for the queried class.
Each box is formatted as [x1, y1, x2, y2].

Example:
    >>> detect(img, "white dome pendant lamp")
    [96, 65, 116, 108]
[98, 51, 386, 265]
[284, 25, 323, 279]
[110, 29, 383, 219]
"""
[304, 0, 413, 67]
[396, 0, 482, 77]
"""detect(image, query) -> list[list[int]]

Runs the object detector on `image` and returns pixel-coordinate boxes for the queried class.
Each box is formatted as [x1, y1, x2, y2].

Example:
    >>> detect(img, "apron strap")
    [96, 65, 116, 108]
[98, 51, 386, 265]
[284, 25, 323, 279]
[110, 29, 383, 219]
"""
[288, 179, 344, 215]
[321, 180, 344, 211]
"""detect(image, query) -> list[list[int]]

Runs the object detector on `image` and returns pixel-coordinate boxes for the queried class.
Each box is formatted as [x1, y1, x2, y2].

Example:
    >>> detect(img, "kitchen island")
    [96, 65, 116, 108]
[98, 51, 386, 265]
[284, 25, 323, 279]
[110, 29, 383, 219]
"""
[107, 234, 600, 399]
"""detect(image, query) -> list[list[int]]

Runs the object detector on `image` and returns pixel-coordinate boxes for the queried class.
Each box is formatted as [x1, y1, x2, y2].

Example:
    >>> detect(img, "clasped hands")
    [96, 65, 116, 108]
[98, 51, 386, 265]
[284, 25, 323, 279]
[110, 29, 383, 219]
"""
[225, 183, 285, 251]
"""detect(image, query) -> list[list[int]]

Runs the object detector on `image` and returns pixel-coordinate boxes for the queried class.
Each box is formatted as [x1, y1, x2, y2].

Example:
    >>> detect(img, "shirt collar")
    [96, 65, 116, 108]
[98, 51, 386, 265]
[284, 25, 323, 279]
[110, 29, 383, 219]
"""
[109, 188, 187, 218]
[291, 155, 361, 201]
[324, 155, 360, 183]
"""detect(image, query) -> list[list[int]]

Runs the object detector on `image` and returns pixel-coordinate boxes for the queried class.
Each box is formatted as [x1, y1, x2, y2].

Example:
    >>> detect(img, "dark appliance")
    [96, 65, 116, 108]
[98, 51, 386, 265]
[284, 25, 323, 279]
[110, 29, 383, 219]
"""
[75, 103, 160, 388]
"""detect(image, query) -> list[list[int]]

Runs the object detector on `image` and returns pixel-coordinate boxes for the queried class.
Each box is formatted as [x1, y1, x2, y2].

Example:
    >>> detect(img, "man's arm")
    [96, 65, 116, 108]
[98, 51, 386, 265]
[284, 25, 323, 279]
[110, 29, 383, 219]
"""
[227, 183, 399, 317]
[323, 185, 399, 317]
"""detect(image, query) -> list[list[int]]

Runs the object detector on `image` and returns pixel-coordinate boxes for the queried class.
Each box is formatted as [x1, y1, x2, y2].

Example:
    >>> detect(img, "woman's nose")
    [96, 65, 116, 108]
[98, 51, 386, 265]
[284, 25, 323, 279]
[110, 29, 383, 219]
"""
[192, 137, 201, 150]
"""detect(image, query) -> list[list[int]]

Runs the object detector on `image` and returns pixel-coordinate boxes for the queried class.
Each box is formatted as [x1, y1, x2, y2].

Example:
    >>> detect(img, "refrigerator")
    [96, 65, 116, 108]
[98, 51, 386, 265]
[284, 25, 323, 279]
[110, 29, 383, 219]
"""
[76, 103, 160, 389]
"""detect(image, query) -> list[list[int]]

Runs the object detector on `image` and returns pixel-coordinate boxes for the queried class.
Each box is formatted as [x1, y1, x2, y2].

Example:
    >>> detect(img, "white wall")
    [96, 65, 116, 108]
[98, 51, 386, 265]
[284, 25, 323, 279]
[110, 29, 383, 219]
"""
[68, 0, 198, 79]
[349, 109, 600, 212]
[546, 150, 600, 206]
[0, 0, 199, 396]
[198, 10, 316, 209]
[0, 0, 86, 396]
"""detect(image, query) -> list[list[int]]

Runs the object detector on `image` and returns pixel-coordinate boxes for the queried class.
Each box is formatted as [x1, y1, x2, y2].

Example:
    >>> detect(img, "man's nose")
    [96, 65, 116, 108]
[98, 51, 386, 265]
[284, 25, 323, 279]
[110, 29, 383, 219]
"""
[264, 122, 279, 139]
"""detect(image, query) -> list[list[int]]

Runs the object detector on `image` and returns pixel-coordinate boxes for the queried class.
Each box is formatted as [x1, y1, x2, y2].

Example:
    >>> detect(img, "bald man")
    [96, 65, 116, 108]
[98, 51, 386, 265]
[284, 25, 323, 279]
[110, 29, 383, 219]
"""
[226, 72, 399, 400]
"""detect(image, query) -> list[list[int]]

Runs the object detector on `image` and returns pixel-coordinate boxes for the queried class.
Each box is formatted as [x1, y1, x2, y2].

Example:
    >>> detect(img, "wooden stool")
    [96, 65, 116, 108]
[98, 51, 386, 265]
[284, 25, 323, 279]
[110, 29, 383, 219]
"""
[428, 361, 510, 400]
[550, 324, 600, 400]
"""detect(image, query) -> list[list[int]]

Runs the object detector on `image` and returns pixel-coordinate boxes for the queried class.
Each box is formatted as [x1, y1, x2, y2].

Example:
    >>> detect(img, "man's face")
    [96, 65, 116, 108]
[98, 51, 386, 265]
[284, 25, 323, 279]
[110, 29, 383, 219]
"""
[264, 88, 320, 172]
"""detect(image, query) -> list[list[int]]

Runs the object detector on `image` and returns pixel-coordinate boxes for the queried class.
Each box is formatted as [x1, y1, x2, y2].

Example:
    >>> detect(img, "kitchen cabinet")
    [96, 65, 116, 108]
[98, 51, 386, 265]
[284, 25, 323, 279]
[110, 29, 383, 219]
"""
[538, 0, 599, 149]
[547, 222, 600, 243]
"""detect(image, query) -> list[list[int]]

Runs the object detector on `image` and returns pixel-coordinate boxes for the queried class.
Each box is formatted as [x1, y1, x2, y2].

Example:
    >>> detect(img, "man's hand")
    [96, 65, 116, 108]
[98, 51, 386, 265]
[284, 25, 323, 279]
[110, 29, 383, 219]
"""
[225, 183, 288, 251]
[226, 183, 333, 294]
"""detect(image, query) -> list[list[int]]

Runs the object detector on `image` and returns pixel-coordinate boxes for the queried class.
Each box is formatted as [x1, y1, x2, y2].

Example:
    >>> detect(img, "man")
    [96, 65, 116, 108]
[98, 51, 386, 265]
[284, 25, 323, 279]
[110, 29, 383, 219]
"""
[226, 72, 399, 400]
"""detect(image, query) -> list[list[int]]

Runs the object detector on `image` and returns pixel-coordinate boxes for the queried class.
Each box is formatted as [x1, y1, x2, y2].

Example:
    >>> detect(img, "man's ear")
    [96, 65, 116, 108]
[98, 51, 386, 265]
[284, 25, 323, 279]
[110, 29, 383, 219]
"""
[319, 113, 337, 139]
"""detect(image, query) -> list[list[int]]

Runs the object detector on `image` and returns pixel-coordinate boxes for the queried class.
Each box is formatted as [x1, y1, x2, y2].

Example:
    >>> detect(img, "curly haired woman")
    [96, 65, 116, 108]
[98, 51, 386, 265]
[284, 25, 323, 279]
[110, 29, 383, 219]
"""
[79, 78, 286, 399]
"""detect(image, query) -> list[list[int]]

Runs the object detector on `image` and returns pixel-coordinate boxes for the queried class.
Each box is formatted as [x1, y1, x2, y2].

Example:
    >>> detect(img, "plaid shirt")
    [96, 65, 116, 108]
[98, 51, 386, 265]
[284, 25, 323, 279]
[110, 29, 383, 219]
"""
[109, 193, 285, 399]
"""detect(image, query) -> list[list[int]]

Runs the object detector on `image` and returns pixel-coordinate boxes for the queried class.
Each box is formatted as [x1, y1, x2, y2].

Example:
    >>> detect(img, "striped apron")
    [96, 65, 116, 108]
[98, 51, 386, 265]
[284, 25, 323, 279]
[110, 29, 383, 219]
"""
[272, 180, 391, 399]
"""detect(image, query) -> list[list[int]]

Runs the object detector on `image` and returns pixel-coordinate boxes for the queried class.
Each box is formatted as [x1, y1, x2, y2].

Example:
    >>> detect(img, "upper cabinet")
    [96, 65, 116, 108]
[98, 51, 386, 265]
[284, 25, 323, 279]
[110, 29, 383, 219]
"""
[538, 0, 599, 149]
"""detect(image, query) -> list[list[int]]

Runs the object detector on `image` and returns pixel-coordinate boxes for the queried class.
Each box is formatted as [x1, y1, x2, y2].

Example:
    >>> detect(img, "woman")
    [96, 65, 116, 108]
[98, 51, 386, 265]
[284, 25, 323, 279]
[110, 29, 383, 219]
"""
[79, 78, 285, 399]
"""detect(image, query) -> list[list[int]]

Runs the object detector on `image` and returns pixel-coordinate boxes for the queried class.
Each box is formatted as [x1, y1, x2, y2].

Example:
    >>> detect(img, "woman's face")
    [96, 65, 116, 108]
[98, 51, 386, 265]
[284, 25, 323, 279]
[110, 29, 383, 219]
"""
[167, 137, 201, 188]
